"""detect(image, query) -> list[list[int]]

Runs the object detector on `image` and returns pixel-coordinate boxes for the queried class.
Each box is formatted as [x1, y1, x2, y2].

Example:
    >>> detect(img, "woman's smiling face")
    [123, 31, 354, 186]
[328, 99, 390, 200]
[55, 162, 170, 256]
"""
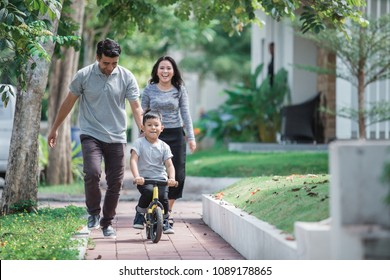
[157, 60, 174, 84]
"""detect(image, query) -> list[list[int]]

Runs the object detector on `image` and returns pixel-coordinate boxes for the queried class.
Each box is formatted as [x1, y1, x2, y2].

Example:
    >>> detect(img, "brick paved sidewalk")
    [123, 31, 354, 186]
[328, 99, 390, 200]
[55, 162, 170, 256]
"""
[85, 200, 245, 260]
[32, 170, 244, 260]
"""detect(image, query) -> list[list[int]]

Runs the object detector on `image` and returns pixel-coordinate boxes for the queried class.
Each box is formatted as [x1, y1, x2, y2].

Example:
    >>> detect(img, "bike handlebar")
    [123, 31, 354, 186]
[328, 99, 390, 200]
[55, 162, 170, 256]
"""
[143, 179, 168, 186]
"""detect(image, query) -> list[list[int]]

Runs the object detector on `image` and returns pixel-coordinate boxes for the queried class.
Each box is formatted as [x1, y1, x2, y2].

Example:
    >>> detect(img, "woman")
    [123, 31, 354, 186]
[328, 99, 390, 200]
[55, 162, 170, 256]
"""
[141, 55, 196, 226]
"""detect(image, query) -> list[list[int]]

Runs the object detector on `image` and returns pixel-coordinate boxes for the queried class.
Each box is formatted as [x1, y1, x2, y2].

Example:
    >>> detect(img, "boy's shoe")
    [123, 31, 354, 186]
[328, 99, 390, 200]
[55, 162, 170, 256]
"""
[163, 219, 175, 234]
[133, 212, 146, 229]
[87, 214, 100, 230]
[102, 225, 116, 239]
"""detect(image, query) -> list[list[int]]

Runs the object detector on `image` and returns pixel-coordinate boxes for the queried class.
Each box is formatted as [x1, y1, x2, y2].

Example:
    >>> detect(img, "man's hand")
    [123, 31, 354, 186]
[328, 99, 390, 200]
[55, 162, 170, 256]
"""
[47, 130, 58, 148]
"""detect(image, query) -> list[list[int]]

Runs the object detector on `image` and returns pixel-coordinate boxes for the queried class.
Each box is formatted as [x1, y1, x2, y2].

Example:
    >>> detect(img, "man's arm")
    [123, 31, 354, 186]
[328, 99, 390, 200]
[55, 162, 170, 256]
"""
[129, 100, 143, 132]
[47, 92, 79, 148]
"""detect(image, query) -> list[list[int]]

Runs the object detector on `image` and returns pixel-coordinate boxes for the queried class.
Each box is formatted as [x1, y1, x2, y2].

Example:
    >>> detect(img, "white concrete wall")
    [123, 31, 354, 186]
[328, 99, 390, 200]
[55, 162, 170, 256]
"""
[291, 37, 317, 104]
[184, 73, 229, 123]
[251, 12, 317, 106]
[336, 61, 354, 139]
[329, 140, 390, 259]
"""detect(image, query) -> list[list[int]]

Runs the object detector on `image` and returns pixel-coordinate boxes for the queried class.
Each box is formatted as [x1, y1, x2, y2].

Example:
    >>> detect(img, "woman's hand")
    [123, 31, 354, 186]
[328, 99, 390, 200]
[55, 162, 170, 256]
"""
[188, 140, 196, 153]
[168, 179, 178, 187]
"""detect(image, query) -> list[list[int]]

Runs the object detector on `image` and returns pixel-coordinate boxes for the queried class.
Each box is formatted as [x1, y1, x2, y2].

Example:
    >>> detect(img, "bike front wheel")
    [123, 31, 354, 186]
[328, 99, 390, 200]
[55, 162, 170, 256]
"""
[148, 207, 163, 243]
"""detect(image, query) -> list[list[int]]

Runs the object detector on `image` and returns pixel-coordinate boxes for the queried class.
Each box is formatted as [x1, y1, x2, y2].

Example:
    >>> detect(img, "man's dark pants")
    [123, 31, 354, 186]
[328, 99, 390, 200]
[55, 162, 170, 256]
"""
[80, 134, 125, 227]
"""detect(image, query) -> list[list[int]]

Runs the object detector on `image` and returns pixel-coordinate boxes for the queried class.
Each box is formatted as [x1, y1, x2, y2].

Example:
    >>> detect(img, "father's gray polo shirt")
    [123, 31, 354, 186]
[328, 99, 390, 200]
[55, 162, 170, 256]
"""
[69, 62, 139, 143]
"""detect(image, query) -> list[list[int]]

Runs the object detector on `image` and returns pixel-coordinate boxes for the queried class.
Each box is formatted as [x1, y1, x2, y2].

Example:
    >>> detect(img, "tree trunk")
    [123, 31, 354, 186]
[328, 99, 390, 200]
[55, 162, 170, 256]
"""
[82, 8, 111, 67]
[317, 48, 336, 143]
[0, 17, 60, 214]
[46, 0, 85, 185]
[358, 25, 366, 139]
[258, 123, 277, 142]
[46, 55, 73, 185]
[358, 67, 365, 139]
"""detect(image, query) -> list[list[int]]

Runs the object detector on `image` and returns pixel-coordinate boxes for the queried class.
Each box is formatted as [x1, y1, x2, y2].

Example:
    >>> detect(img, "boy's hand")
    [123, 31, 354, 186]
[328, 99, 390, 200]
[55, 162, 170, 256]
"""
[133, 177, 145, 185]
[168, 179, 178, 187]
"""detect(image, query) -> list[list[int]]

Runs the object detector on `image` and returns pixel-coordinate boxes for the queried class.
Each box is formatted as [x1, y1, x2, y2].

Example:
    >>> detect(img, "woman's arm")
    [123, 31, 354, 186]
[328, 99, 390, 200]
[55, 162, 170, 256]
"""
[165, 158, 177, 187]
[141, 87, 150, 111]
[179, 87, 196, 152]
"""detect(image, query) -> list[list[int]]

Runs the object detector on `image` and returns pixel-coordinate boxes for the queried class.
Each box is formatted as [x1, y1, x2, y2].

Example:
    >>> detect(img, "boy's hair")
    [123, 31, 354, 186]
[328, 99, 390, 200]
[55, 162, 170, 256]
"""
[96, 38, 121, 59]
[142, 109, 162, 125]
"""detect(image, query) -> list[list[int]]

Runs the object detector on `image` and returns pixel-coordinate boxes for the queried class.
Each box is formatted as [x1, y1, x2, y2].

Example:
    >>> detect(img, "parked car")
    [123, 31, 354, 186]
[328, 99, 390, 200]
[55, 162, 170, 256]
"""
[0, 85, 16, 179]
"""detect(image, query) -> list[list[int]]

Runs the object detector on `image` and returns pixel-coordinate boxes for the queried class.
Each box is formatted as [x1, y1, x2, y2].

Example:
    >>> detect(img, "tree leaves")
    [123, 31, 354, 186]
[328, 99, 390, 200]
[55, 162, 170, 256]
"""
[300, 6, 325, 34]
[0, 0, 80, 87]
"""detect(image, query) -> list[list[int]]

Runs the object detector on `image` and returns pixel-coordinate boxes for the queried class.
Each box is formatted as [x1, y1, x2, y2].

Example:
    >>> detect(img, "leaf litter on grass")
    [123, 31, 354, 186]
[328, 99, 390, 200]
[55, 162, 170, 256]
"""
[215, 174, 330, 235]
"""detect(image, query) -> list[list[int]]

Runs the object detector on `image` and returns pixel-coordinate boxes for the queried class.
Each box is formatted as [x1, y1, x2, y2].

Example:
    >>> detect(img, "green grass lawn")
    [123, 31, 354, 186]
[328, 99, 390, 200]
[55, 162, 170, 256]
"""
[39, 182, 84, 195]
[186, 148, 328, 177]
[0, 205, 86, 260]
[217, 174, 330, 235]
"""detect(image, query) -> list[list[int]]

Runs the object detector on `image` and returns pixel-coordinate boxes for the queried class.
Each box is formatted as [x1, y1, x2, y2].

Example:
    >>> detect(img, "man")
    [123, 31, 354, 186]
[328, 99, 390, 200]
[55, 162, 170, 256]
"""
[267, 42, 275, 87]
[48, 38, 143, 238]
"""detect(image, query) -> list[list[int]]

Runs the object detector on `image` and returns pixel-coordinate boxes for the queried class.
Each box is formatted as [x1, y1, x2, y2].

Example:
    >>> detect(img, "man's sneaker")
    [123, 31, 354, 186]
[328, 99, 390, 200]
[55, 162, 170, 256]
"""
[87, 214, 100, 230]
[102, 225, 116, 239]
[133, 212, 145, 229]
[163, 219, 175, 234]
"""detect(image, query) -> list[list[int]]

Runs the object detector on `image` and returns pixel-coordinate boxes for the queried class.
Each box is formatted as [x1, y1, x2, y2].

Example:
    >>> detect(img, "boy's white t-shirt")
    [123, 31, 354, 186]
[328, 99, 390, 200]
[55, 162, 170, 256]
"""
[131, 137, 173, 180]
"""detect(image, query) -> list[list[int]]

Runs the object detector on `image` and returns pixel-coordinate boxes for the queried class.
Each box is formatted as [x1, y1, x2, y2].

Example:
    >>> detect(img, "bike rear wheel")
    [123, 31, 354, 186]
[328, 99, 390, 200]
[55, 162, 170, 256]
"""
[147, 207, 163, 243]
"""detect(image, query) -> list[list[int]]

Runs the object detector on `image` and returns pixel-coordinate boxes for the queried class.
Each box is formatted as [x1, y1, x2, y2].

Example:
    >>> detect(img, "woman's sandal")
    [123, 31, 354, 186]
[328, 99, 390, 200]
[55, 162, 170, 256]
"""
[168, 211, 175, 226]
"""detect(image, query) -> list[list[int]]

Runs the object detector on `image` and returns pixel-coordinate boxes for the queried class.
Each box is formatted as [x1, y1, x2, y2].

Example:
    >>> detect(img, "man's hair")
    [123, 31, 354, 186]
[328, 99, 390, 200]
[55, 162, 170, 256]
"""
[142, 109, 162, 125]
[96, 38, 121, 59]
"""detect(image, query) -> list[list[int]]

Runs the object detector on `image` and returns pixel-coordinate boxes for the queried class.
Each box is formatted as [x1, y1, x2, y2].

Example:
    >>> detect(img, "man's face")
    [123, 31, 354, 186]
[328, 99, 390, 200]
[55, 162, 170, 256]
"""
[97, 54, 119, 76]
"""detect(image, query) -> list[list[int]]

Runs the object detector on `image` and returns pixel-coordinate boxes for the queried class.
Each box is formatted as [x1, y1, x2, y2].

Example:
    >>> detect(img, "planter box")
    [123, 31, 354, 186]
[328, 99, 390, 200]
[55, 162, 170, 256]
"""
[202, 194, 298, 260]
[203, 140, 390, 260]
[228, 142, 328, 152]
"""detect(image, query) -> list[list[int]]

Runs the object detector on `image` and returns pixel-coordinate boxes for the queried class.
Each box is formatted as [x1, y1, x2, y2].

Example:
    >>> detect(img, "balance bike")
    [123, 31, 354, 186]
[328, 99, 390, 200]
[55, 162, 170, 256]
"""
[143, 179, 168, 243]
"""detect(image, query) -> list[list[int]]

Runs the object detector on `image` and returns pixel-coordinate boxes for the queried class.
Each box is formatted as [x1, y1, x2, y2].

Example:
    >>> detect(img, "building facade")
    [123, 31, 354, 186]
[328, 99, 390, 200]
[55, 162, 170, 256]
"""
[251, 0, 390, 141]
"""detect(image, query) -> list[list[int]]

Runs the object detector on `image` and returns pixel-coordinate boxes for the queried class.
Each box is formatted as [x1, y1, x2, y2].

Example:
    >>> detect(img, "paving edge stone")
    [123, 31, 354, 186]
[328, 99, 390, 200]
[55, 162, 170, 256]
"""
[72, 226, 90, 260]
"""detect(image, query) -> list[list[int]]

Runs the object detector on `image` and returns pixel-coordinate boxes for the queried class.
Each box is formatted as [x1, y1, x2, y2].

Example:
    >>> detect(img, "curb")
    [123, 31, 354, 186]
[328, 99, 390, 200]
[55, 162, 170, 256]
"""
[72, 225, 90, 260]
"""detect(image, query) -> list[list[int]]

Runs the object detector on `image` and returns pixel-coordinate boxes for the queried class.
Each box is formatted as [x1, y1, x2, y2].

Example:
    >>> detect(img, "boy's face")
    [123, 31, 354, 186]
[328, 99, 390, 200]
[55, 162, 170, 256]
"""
[142, 118, 163, 140]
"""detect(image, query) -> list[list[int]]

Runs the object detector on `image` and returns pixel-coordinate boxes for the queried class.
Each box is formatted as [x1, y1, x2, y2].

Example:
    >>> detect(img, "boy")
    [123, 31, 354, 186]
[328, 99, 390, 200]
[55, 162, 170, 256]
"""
[130, 110, 177, 234]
